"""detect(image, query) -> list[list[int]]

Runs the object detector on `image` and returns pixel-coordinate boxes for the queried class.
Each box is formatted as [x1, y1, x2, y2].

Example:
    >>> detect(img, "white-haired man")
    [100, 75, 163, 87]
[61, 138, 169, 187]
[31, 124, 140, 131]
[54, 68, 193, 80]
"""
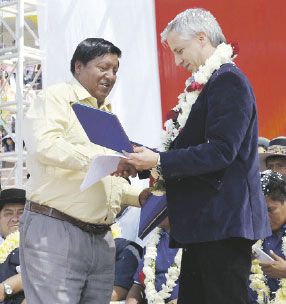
[118, 8, 271, 304]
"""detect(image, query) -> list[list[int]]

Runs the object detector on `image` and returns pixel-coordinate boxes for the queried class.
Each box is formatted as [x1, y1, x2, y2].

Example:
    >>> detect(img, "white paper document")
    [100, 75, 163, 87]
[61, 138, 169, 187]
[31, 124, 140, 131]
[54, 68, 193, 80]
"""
[80, 153, 126, 191]
[252, 245, 274, 263]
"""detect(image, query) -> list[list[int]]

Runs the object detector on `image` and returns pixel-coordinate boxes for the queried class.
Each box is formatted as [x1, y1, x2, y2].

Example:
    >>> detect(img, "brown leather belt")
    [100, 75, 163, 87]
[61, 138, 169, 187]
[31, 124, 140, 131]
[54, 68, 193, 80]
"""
[25, 201, 111, 235]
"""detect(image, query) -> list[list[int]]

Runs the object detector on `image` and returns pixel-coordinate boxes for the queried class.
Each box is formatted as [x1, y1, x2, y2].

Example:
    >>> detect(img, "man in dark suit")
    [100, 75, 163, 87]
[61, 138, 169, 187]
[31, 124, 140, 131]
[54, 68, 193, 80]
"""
[119, 8, 271, 304]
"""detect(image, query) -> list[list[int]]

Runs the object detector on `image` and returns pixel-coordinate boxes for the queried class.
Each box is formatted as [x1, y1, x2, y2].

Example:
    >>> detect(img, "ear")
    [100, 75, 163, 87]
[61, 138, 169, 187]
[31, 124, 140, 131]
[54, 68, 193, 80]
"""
[74, 60, 83, 76]
[196, 32, 208, 45]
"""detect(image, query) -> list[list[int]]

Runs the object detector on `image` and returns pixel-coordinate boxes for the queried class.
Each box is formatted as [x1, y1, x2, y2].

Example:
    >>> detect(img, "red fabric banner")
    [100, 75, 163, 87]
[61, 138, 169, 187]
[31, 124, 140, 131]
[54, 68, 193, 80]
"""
[155, 0, 286, 138]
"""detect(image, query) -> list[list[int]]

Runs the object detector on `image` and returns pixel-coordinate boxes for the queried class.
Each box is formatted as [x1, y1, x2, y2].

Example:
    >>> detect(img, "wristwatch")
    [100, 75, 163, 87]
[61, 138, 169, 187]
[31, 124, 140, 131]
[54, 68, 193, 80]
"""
[156, 154, 161, 166]
[3, 282, 13, 297]
[156, 154, 162, 173]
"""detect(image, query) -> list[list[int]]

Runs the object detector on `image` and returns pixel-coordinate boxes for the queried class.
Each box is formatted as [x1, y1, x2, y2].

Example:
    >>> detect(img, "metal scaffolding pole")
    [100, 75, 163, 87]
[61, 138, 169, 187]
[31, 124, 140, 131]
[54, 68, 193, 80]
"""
[0, 0, 40, 188]
[15, 0, 24, 187]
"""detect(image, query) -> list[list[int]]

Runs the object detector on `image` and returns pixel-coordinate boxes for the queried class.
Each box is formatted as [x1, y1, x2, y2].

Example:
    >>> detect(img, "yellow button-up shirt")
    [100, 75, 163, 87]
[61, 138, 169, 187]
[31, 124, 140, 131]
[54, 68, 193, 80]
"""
[23, 79, 140, 224]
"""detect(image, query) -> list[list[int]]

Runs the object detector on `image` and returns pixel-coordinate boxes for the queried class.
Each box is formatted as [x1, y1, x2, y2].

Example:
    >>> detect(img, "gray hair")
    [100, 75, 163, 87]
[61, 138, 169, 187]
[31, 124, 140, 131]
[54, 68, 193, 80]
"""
[161, 8, 226, 47]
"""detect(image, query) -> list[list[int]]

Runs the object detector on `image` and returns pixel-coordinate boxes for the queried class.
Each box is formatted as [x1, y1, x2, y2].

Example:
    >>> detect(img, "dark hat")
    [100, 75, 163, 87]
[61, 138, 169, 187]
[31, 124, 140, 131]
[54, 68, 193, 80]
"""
[260, 136, 286, 171]
[0, 188, 26, 210]
[138, 194, 167, 240]
[258, 137, 270, 149]
[2, 134, 15, 142]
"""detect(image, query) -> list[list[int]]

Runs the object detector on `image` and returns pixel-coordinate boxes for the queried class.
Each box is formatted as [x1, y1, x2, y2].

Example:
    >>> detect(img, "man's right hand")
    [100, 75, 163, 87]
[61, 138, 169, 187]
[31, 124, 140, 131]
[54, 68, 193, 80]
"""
[112, 158, 137, 178]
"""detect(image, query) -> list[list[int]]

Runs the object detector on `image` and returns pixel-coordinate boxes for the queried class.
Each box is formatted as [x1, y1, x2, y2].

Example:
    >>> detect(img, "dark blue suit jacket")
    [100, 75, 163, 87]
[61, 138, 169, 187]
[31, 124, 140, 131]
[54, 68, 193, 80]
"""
[160, 63, 271, 245]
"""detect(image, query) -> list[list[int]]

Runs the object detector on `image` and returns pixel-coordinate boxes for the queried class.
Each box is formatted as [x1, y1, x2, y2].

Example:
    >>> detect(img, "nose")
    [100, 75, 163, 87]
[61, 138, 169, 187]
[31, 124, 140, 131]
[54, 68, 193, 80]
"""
[104, 69, 116, 82]
[10, 213, 20, 223]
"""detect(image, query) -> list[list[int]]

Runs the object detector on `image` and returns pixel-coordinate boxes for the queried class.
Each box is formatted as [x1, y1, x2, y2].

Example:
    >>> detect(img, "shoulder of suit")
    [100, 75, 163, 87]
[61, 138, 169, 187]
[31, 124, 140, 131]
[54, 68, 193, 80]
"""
[211, 63, 245, 82]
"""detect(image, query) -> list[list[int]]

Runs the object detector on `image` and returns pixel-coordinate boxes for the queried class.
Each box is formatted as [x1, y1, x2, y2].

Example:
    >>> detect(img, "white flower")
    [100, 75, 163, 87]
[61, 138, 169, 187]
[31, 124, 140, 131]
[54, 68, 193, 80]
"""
[217, 43, 233, 60]
[164, 119, 173, 130]
[143, 267, 154, 278]
[178, 112, 189, 123]
[143, 229, 182, 304]
[177, 93, 185, 100]
[194, 71, 208, 84]
[172, 128, 179, 138]
[186, 91, 199, 103]
[185, 76, 193, 87]
[158, 291, 170, 298]
[205, 56, 222, 72]
[0, 230, 20, 263]
[144, 257, 153, 265]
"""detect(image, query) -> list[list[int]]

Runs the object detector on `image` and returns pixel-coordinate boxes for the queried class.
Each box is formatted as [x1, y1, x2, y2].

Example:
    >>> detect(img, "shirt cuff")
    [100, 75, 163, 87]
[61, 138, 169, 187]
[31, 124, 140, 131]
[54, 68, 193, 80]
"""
[122, 182, 141, 207]
[133, 281, 144, 288]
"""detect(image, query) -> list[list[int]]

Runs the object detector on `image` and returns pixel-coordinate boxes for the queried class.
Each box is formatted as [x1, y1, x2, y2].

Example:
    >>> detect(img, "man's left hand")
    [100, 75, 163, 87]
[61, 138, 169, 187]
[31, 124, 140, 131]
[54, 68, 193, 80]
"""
[260, 250, 286, 278]
[124, 146, 159, 171]
[139, 188, 152, 207]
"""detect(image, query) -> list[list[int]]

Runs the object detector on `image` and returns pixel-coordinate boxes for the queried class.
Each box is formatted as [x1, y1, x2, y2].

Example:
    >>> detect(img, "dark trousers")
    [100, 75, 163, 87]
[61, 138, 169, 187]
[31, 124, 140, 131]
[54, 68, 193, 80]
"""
[178, 238, 253, 304]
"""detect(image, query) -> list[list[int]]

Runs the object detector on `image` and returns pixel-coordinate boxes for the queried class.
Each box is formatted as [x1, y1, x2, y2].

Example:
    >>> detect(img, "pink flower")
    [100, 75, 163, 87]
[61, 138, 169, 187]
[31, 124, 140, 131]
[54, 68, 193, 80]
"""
[186, 82, 204, 92]
[230, 41, 239, 56]
[139, 271, 145, 285]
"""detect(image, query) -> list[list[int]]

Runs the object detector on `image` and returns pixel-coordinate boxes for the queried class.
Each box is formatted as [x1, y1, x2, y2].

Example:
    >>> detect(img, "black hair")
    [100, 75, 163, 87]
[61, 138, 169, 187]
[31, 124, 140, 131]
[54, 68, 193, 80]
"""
[261, 170, 286, 203]
[266, 155, 286, 165]
[70, 38, 122, 75]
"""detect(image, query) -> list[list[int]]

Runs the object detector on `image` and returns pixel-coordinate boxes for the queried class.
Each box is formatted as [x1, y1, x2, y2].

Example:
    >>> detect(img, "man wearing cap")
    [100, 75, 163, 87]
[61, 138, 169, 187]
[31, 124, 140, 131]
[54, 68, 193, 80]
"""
[0, 188, 25, 304]
[21, 38, 140, 304]
[260, 136, 286, 175]
[249, 171, 286, 303]
[126, 216, 179, 304]
[111, 237, 143, 302]
[1, 135, 15, 153]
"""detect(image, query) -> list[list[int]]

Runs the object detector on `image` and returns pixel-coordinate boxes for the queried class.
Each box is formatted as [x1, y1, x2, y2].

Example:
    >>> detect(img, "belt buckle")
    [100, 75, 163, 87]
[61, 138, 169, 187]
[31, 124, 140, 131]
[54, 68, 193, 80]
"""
[84, 223, 96, 234]
[85, 223, 92, 233]
[83, 223, 107, 235]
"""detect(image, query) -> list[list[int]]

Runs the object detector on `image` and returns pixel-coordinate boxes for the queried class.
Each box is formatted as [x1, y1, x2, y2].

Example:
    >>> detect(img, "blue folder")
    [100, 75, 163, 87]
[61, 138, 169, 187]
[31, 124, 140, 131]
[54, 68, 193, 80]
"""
[138, 194, 167, 239]
[72, 103, 133, 153]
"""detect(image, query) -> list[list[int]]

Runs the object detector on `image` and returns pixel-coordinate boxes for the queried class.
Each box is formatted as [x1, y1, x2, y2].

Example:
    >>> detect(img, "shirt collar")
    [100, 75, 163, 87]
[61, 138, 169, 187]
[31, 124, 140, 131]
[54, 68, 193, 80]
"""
[69, 78, 111, 110]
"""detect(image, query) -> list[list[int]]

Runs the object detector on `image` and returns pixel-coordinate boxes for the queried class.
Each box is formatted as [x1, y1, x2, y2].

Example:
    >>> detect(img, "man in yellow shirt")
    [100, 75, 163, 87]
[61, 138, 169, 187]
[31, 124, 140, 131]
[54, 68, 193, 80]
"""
[20, 38, 141, 304]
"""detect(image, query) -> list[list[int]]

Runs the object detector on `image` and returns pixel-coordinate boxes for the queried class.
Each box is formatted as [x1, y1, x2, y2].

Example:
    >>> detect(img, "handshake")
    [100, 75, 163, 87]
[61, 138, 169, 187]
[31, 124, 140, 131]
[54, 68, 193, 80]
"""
[112, 146, 160, 178]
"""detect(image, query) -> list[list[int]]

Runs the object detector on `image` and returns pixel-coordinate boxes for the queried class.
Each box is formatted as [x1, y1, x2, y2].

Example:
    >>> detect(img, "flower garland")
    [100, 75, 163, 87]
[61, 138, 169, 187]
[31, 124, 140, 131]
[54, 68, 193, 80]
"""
[143, 227, 182, 304]
[0, 230, 20, 263]
[151, 42, 238, 192]
[250, 237, 286, 303]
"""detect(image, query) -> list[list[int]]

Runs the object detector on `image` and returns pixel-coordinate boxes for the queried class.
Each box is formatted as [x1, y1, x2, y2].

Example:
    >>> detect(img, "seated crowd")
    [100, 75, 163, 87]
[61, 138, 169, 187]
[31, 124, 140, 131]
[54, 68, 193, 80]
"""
[0, 135, 285, 304]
